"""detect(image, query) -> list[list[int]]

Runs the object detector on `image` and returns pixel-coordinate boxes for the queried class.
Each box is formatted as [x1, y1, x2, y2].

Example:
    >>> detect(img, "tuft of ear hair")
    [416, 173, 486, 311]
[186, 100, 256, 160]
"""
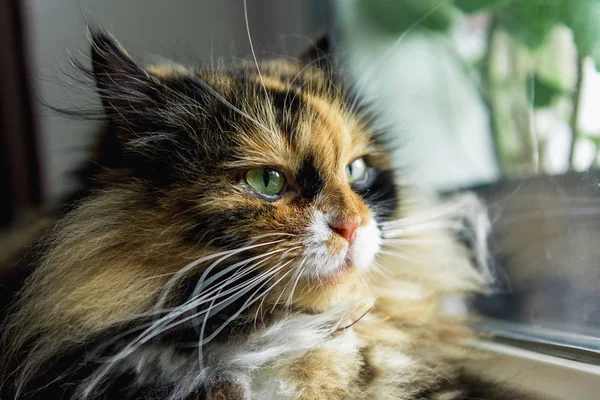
[299, 34, 335, 71]
[88, 29, 164, 126]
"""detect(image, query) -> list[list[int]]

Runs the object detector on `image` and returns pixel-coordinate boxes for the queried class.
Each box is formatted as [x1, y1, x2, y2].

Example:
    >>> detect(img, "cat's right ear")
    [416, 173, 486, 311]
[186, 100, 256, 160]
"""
[89, 29, 163, 125]
[299, 34, 335, 72]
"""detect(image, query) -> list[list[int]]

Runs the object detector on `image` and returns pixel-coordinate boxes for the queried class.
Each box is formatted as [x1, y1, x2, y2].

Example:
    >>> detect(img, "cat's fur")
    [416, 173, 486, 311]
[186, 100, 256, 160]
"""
[0, 30, 522, 399]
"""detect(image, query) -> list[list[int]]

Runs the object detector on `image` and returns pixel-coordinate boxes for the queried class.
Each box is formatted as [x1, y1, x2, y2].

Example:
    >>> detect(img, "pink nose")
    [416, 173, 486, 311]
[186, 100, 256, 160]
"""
[329, 219, 360, 244]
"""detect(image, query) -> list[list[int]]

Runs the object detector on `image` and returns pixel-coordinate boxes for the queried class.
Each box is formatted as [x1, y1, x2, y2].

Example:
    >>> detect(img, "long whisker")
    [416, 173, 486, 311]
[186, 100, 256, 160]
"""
[243, 0, 275, 129]
[190, 246, 300, 330]
[149, 247, 297, 350]
[220, 249, 296, 327]
[197, 260, 294, 370]
[84, 259, 276, 396]
[126, 253, 280, 322]
[380, 204, 472, 228]
[190, 255, 276, 334]
[153, 254, 288, 331]
[378, 249, 446, 265]
[269, 258, 301, 313]
[109, 257, 282, 367]
[157, 261, 282, 339]
[382, 222, 465, 238]
[349, 1, 445, 115]
[103, 242, 295, 362]
[199, 259, 294, 347]
[284, 258, 308, 309]
[368, 258, 393, 280]
[154, 239, 287, 308]
[190, 247, 289, 302]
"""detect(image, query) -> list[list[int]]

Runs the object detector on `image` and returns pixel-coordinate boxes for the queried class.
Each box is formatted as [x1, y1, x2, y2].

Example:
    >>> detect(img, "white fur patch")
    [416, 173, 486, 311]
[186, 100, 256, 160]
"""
[350, 218, 381, 271]
[209, 308, 352, 398]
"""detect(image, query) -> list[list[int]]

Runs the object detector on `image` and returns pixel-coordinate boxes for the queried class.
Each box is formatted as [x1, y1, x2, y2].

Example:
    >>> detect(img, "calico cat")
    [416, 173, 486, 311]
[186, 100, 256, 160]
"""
[0, 30, 523, 399]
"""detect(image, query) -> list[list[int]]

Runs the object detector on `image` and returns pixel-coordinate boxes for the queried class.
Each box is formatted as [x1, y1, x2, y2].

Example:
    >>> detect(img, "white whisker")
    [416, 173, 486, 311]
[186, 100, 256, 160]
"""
[197, 260, 294, 369]
[284, 258, 308, 309]
[243, 0, 276, 131]
[190, 246, 300, 329]
[110, 258, 280, 368]
[154, 239, 286, 308]
[382, 237, 453, 245]
[378, 249, 442, 265]
[382, 221, 464, 238]
[190, 247, 289, 302]
[200, 260, 294, 345]
[349, 1, 445, 114]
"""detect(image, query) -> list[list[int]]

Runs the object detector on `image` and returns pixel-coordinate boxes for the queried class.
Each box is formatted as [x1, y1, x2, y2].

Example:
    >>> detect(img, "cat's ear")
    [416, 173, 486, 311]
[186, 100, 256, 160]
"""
[89, 29, 163, 125]
[299, 34, 335, 71]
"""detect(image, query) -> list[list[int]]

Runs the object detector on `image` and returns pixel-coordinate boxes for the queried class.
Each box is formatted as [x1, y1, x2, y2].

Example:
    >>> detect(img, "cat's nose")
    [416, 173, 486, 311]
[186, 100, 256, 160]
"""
[329, 219, 360, 244]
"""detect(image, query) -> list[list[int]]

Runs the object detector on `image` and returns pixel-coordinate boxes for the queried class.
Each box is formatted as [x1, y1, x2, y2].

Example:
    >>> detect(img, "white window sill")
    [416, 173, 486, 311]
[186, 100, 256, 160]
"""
[471, 339, 600, 400]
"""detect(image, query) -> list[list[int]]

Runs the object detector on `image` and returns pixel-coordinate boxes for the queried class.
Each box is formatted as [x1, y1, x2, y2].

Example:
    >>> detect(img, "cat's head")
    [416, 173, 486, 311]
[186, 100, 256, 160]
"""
[44, 30, 398, 323]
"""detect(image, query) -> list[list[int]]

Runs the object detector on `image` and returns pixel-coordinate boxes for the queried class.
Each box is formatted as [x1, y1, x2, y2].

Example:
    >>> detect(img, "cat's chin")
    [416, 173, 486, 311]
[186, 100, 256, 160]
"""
[330, 250, 374, 279]
[302, 249, 380, 294]
[292, 267, 371, 313]
[301, 250, 375, 280]
[322, 257, 354, 282]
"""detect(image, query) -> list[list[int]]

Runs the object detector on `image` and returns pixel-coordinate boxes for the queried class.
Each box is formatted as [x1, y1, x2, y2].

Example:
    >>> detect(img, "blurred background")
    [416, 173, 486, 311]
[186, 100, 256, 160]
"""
[1, 0, 599, 385]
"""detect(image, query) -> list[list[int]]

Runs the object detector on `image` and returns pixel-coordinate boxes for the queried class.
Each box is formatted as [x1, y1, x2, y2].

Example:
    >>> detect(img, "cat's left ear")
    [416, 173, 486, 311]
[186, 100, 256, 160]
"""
[299, 34, 335, 71]
[89, 29, 165, 127]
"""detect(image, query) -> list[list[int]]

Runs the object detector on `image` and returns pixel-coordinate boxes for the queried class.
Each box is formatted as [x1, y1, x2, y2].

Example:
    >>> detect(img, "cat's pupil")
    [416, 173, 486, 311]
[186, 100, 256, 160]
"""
[245, 168, 285, 197]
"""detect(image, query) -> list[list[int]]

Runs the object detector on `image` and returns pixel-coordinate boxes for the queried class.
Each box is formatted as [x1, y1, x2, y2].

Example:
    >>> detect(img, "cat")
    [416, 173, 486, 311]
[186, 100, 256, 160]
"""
[0, 30, 525, 399]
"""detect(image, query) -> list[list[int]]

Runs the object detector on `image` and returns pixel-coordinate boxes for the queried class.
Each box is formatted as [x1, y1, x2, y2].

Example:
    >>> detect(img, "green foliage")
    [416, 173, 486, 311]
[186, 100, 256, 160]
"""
[453, 0, 510, 14]
[360, 0, 600, 67]
[584, 135, 600, 148]
[504, 1, 563, 49]
[357, 0, 453, 34]
[562, 0, 600, 68]
[527, 75, 565, 108]
[456, 0, 600, 65]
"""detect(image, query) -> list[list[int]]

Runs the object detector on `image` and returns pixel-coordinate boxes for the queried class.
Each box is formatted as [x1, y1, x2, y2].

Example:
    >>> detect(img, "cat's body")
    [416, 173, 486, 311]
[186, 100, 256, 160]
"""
[0, 31, 522, 399]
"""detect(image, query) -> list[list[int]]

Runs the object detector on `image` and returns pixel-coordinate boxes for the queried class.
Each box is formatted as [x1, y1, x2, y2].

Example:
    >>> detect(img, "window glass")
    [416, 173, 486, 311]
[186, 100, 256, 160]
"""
[335, 0, 600, 353]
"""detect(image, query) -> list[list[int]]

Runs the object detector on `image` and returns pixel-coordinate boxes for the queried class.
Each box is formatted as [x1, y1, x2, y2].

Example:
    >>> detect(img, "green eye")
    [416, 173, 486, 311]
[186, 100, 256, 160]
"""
[245, 167, 286, 197]
[346, 158, 368, 184]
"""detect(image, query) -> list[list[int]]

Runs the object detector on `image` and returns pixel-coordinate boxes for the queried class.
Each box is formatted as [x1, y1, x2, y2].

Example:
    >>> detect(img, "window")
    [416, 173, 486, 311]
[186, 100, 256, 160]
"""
[335, 1, 600, 397]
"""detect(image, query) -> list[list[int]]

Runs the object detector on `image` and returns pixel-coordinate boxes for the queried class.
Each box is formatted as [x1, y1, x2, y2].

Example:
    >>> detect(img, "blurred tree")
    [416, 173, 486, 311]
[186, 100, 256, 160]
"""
[356, 0, 600, 175]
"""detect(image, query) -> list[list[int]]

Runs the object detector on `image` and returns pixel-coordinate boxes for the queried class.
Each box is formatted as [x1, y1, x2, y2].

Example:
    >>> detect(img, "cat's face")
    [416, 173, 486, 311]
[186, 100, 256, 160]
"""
[83, 33, 398, 313]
